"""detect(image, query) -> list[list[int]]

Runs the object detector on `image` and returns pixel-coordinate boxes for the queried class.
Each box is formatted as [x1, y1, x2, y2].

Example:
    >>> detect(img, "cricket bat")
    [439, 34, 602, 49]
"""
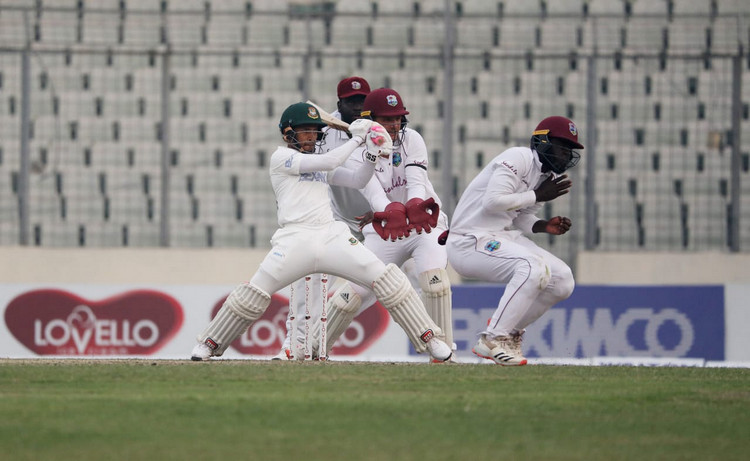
[306, 100, 350, 132]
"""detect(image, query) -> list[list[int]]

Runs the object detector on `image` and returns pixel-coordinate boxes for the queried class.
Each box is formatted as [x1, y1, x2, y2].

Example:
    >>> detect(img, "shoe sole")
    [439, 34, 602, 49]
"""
[190, 356, 206, 361]
[472, 347, 527, 366]
[430, 353, 458, 364]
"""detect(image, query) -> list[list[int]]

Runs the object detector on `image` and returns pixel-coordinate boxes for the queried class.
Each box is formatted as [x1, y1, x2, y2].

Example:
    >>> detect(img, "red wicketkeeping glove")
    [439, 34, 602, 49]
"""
[372, 202, 410, 241]
[405, 197, 440, 234]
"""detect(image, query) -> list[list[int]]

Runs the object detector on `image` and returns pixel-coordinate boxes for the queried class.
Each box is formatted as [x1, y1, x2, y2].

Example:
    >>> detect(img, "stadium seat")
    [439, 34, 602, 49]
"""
[81, 11, 121, 46]
[501, 1, 543, 16]
[455, 19, 498, 49]
[496, 17, 539, 50]
[715, 0, 750, 15]
[205, 15, 246, 46]
[623, 17, 669, 51]
[539, 18, 583, 51]
[668, 17, 710, 51]
[121, 13, 163, 45]
[630, 0, 668, 16]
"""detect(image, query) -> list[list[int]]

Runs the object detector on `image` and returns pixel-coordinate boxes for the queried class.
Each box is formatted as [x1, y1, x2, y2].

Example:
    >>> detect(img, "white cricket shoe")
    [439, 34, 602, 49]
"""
[472, 335, 527, 366]
[508, 331, 525, 358]
[426, 337, 454, 362]
[271, 348, 292, 361]
[431, 342, 459, 363]
[190, 342, 213, 361]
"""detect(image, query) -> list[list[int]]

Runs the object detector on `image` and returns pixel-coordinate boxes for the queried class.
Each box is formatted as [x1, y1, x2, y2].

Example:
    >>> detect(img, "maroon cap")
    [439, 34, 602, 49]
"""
[337, 77, 371, 99]
[533, 116, 584, 149]
[361, 88, 409, 118]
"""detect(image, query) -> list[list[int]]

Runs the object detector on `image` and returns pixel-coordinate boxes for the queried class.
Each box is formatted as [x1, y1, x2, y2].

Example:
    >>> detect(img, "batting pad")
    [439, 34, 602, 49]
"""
[312, 282, 362, 356]
[419, 268, 454, 348]
[197, 283, 271, 355]
[372, 263, 443, 354]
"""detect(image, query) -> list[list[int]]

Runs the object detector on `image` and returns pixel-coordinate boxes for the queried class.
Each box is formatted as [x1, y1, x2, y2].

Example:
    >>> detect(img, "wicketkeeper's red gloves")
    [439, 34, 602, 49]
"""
[372, 202, 410, 241]
[405, 197, 440, 234]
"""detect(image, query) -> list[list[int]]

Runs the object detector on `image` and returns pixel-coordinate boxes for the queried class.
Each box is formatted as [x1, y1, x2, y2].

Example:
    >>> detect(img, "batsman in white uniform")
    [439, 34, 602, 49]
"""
[445, 116, 583, 365]
[191, 102, 453, 363]
[314, 88, 455, 362]
[274, 77, 374, 360]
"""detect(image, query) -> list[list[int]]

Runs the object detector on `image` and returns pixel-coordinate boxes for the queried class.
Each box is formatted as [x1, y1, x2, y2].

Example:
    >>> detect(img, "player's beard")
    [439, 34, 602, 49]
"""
[299, 140, 317, 153]
[385, 127, 399, 144]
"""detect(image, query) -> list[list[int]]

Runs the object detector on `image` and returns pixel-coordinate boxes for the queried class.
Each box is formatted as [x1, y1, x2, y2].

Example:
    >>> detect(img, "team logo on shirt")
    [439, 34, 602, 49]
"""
[392, 151, 402, 167]
[485, 240, 501, 252]
[349, 237, 358, 245]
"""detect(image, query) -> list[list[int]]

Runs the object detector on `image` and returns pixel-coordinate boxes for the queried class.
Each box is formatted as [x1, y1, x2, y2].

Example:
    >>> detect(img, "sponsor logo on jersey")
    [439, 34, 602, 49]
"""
[384, 176, 407, 194]
[485, 240, 501, 252]
[299, 171, 328, 183]
[392, 151, 402, 166]
[501, 160, 518, 175]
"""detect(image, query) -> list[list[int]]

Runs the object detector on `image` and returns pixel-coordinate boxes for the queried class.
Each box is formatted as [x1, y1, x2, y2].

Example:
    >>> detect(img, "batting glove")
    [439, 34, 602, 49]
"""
[372, 202, 410, 241]
[348, 118, 373, 142]
[405, 197, 440, 234]
[364, 122, 393, 163]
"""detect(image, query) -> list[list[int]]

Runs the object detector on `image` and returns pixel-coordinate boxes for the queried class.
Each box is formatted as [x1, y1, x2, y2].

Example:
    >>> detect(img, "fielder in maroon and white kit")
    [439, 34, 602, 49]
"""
[316, 88, 455, 362]
[445, 116, 583, 365]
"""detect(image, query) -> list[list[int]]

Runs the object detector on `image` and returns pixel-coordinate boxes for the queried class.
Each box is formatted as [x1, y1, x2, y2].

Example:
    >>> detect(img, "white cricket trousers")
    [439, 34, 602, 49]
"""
[249, 221, 386, 296]
[446, 231, 574, 337]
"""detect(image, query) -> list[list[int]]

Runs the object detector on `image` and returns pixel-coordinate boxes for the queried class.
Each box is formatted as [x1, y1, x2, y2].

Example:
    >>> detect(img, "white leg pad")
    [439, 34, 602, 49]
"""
[372, 263, 443, 354]
[419, 268, 454, 348]
[311, 282, 362, 356]
[197, 283, 271, 356]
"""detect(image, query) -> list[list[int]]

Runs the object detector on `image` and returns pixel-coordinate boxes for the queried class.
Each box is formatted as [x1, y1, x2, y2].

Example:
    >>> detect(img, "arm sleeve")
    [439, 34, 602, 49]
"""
[482, 158, 538, 213]
[512, 208, 542, 233]
[361, 175, 391, 211]
[328, 149, 376, 188]
[297, 137, 363, 173]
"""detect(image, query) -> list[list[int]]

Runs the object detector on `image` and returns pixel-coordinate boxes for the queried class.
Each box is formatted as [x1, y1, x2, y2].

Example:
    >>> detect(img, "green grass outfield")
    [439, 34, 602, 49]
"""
[1, 360, 748, 461]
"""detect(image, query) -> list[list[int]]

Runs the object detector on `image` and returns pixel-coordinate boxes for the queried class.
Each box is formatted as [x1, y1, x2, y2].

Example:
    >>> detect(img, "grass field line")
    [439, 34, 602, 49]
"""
[2, 356, 749, 368]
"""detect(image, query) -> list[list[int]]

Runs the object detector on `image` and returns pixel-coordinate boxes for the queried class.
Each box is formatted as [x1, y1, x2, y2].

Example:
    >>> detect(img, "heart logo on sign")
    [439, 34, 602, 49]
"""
[4, 289, 184, 356]
[211, 294, 390, 356]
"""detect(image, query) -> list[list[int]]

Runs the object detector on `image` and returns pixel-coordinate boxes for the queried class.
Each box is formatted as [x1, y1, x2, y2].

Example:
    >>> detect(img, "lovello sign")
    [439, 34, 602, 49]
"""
[5, 289, 184, 355]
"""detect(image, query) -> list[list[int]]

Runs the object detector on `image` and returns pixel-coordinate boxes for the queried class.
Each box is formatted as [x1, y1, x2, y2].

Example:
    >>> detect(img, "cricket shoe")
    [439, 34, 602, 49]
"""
[190, 342, 214, 361]
[271, 348, 292, 361]
[431, 354, 459, 364]
[431, 342, 459, 363]
[508, 330, 525, 358]
[472, 335, 527, 366]
[423, 331, 453, 362]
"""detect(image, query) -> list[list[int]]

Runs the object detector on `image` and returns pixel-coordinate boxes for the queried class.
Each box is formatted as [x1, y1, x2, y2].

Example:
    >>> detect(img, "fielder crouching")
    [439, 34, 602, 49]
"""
[445, 116, 582, 366]
[190, 102, 453, 363]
